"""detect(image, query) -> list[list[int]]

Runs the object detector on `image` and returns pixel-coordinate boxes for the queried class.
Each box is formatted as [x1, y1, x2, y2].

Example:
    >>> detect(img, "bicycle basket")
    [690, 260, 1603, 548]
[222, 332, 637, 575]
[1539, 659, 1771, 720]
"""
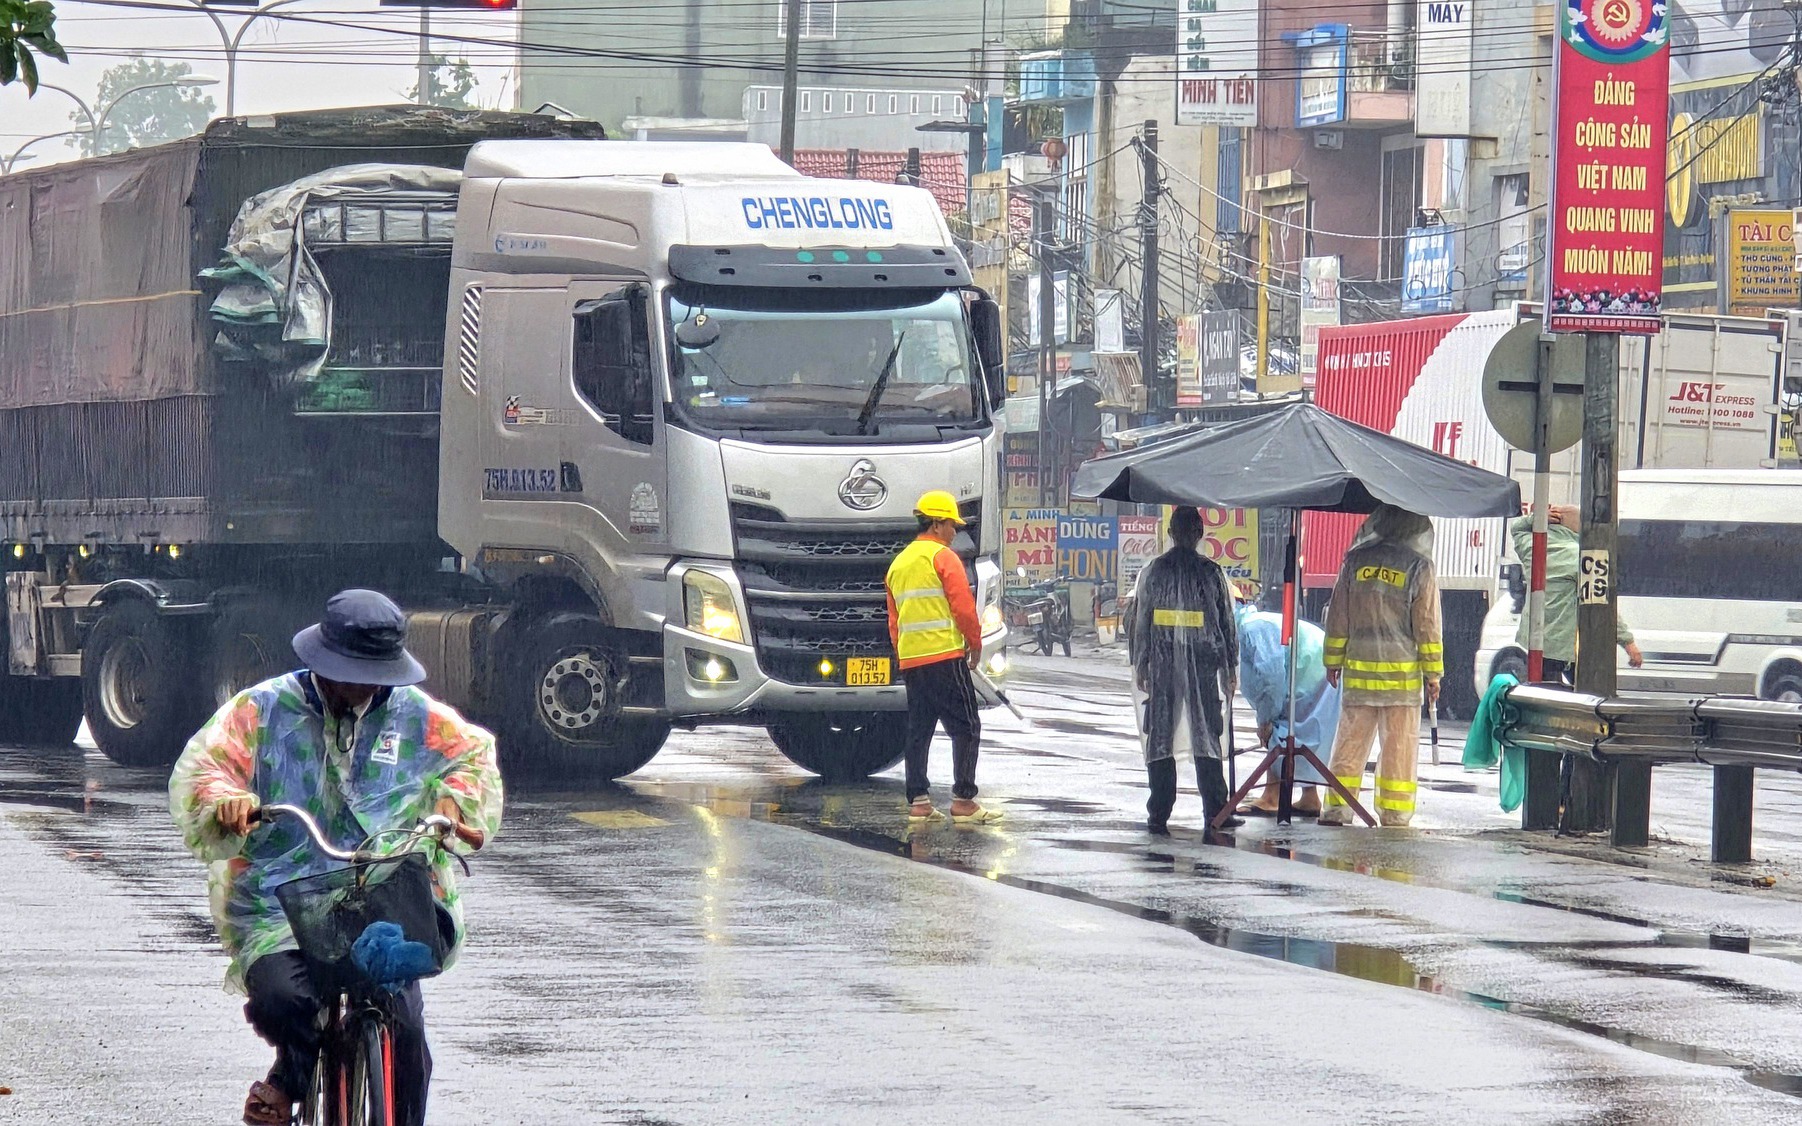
[274, 852, 449, 995]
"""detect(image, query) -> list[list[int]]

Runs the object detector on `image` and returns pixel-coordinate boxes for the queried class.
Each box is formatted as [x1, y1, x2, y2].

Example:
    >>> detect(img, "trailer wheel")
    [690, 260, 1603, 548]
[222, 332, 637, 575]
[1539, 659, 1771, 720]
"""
[0, 678, 84, 745]
[82, 601, 206, 768]
[503, 613, 669, 780]
[767, 713, 908, 781]
[1763, 663, 1802, 704]
[207, 600, 301, 708]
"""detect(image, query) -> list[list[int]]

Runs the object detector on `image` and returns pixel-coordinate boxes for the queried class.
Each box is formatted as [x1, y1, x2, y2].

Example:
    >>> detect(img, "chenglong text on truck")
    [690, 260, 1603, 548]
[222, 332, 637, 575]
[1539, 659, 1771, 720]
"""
[1306, 308, 1784, 716]
[0, 108, 1009, 780]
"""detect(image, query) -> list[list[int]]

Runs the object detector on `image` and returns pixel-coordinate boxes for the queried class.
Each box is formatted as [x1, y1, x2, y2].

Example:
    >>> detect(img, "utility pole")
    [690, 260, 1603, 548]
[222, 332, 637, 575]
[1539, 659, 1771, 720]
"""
[1036, 191, 1057, 506]
[1137, 120, 1160, 406]
[1256, 213, 1271, 392]
[779, 0, 803, 163]
[1566, 331, 1621, 835]
[416, 6, 432, 107]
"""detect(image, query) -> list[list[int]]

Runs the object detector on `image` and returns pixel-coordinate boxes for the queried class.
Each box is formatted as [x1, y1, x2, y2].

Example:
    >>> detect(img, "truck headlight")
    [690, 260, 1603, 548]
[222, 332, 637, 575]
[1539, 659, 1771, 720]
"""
[683, 571, 744, 643]
[982, 604, 1004, 632]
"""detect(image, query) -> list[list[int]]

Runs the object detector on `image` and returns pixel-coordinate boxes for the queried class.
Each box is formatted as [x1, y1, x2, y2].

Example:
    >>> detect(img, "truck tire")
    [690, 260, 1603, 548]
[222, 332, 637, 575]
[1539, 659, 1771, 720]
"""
[207, 600, 302, 707]
[82, 601, 207, 768]
[0, 609, 84, 745]
[767, 712, 908, 781]
[1763, 664, 1802, 704]
[502, 613, 669, 780]
[0, 677, 84, 745]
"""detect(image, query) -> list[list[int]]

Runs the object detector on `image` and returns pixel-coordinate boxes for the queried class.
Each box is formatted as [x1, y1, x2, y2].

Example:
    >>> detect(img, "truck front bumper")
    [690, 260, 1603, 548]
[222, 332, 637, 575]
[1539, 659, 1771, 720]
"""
[663, 559, 1009, 720]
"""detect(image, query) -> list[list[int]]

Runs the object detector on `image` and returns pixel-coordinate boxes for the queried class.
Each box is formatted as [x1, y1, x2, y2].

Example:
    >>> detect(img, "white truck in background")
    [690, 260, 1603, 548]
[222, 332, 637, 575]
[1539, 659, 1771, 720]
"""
[1311, 308, 1786, 714]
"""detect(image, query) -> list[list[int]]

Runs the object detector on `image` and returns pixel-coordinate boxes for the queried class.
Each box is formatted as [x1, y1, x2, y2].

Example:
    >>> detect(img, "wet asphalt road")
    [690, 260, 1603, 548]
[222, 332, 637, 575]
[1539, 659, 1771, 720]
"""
[7, 653, 1802, 1124]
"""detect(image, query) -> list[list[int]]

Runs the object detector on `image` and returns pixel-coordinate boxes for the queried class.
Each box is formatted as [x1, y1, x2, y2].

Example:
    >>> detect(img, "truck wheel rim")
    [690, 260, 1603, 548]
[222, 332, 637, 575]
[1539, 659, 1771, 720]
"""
[99, 637, 151, 730]
[539, 654, 609, 732]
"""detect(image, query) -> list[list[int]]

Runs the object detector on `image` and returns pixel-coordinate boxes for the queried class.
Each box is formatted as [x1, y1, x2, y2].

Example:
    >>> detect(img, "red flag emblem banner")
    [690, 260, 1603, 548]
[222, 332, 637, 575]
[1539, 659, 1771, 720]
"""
[1545, 0, 1670, 334]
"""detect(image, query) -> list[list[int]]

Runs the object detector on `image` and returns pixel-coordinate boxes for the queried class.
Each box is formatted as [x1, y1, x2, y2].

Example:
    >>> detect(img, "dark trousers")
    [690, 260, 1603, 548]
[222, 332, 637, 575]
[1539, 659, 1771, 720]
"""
[1541, 658, 1574, 686]
[244, 951, 432, 1126]
[1147, 756, 1230, 827]
[902, 656, 981, 801]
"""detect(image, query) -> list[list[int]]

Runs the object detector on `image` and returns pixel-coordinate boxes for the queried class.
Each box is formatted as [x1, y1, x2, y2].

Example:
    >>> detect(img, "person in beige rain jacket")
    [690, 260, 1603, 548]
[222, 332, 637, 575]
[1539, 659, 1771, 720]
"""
[1318, 505, 1442, 827]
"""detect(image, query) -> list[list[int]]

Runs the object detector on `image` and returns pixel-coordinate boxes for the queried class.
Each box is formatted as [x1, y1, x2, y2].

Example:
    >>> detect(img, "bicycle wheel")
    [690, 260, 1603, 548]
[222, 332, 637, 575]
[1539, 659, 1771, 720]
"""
[346, 1014, 393, 1126]
[295, 1037, 335, 1126]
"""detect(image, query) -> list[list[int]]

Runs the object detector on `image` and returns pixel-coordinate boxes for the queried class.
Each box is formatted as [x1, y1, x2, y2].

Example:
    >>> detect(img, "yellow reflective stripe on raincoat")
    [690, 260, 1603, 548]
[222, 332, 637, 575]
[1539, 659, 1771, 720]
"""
[1375, 796, 1416, 812]
[1152, 609, 1207, 628]
[1343, 658, 1423, 673]
[1342, 676, 1423, 692]
[1322, 774, 1364, 805]
[1375, 776, 1417, 793]
[887, 540, 962, 662]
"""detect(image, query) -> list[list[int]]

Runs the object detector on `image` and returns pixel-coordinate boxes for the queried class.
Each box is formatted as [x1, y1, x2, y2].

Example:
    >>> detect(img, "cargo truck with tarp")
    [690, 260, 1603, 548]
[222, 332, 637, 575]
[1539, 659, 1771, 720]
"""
[0, 108, 1010, 780]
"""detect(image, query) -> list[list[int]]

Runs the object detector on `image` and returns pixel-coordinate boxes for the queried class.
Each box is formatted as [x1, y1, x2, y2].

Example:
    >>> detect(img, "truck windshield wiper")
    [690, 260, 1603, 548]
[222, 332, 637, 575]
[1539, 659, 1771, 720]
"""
[855, 331, 907, 436]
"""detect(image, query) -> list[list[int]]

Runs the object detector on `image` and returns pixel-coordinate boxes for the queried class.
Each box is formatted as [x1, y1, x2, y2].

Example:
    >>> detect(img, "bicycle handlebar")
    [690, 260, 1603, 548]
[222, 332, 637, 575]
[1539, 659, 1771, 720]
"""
[250, 803, 455, 865]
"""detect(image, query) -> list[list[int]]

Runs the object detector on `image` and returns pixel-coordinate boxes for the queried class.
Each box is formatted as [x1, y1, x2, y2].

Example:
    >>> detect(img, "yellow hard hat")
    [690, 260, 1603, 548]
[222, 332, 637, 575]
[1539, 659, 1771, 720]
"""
[914, 490, 967, 525]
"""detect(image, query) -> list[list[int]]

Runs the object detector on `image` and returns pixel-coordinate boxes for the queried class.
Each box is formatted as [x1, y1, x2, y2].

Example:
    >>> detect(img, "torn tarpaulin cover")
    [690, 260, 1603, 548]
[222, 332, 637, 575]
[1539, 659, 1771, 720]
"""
[201, 163, 461, 387]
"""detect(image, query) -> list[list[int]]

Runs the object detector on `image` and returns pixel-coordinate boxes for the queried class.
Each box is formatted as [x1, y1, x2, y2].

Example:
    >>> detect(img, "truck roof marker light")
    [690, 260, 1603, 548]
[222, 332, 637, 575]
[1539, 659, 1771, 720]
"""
[866, 251, 883, 263]
[9, 544, 22, 559]
[168, 544, 182, 560]
[831, 251, 851, 263]
[795, 251, 816, 263]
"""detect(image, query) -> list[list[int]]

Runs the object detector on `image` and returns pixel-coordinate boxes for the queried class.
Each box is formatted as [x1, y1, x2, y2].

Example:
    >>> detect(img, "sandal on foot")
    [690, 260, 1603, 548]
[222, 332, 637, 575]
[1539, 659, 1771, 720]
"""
[243, 1080, 292, 1126]
[907, 801, 943, 822]
[951, 803, 1003, 824]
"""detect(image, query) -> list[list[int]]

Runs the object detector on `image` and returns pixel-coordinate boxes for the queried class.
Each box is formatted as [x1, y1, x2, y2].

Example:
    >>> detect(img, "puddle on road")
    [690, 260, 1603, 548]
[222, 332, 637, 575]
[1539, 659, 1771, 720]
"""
[608, 781, 1802, 1101]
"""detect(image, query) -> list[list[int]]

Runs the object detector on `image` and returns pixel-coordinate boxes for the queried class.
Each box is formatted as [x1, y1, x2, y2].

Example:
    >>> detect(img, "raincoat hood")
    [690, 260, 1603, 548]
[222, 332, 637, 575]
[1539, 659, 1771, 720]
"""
[1348, 504, 1434, 559]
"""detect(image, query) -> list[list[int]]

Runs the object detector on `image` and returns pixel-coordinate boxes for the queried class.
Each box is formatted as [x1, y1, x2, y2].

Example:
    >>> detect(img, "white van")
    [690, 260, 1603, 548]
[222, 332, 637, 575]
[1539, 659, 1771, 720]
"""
[1473, 470, 1802, 702]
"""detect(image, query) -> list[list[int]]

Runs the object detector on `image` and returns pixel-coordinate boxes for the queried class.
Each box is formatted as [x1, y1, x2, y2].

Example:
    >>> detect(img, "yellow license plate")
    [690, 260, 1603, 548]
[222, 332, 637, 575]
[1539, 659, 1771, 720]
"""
[845, 657, 892, 686]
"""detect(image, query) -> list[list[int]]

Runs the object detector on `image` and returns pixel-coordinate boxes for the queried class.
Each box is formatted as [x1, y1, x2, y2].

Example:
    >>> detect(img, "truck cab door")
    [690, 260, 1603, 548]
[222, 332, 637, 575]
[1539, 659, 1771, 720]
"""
[467, 282, 668, 630]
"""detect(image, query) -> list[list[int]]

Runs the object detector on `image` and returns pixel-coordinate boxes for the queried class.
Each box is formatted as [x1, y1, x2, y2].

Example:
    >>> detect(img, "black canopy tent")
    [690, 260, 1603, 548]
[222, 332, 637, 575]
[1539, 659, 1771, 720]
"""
[1073, 403, 1522, 828]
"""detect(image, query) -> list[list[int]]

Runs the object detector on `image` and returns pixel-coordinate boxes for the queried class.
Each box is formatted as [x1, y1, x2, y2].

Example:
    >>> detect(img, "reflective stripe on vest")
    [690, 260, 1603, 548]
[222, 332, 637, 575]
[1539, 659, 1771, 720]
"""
[887, 539, 964, 662]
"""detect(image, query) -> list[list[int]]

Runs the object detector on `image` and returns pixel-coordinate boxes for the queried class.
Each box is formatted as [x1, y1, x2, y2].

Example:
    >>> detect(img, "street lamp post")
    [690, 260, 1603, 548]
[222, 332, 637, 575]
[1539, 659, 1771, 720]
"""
[183, 0, 321, 117]
[1, 131, 83, 174]
[35, 77, 219, 157]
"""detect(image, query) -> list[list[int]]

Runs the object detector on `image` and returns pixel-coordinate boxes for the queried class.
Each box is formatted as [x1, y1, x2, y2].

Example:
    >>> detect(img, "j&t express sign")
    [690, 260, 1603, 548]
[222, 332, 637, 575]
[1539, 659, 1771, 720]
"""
[1545, 0, 1669, 334]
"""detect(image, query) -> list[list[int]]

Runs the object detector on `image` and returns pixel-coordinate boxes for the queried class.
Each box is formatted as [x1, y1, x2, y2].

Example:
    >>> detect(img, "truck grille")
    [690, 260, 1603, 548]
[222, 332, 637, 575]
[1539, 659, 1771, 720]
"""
[730, 501, 980, 686]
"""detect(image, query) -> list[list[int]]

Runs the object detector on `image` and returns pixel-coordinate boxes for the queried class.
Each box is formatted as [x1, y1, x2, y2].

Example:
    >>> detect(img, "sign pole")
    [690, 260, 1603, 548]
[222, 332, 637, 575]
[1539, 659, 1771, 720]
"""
[1526, 335, 1554, 684]
[1566, 331, 1621, 835]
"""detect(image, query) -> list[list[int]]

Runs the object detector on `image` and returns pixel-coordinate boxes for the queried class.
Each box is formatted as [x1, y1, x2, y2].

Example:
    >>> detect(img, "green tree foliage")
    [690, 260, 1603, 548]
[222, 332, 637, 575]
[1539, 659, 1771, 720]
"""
[76, 59, 216, 157]
[0, 0, 67, 93]
[406, 55, 480, 110]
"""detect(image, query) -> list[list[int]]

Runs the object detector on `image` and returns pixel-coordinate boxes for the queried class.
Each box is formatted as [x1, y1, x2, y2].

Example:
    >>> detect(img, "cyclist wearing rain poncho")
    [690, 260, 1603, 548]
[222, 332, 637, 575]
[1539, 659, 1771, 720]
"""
[1129, 507, 1239, 835]
[1319, 504, 1442, 828]
[169, 589, 502, 1126]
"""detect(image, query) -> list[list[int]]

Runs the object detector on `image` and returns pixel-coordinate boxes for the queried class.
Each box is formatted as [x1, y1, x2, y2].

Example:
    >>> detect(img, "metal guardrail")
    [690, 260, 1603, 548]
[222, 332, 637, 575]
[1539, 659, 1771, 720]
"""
[1493, 686, 1802, 862]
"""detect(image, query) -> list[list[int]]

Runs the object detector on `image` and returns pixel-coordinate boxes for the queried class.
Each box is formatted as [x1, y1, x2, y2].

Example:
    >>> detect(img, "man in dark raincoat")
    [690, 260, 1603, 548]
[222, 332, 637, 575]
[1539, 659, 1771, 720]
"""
[1129, 506, 1241, 835]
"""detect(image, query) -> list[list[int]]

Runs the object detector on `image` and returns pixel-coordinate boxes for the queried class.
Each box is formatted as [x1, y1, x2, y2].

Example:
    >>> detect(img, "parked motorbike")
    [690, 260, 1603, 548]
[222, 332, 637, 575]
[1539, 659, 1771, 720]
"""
[1005, 568, 1073, 657]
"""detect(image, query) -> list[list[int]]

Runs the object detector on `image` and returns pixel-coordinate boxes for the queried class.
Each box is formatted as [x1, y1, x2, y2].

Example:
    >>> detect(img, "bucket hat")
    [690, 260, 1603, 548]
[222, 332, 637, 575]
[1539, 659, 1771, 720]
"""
[292, 589, 427, 687]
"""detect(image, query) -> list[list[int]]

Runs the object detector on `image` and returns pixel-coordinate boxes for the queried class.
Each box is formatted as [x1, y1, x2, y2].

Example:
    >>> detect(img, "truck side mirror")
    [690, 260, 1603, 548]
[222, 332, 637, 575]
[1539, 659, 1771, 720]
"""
[972, 296, 1006, 404]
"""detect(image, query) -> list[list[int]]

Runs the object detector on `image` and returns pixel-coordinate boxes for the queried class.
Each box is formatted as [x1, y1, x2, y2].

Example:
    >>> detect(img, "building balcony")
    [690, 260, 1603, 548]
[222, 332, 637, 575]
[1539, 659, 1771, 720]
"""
[1015, 50, 1097, 105]
[1286, 24, 1415, 131]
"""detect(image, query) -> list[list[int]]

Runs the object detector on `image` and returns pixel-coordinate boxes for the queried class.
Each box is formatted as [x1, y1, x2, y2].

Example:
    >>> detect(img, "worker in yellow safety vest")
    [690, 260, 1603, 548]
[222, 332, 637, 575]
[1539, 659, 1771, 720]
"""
[885, 490, 1001, 824]
[1319, 504, 1443, 828]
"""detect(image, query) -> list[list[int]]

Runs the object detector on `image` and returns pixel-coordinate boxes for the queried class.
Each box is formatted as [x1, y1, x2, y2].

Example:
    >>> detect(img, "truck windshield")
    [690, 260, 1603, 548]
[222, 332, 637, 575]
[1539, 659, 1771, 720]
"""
[667, 290, 983, 436]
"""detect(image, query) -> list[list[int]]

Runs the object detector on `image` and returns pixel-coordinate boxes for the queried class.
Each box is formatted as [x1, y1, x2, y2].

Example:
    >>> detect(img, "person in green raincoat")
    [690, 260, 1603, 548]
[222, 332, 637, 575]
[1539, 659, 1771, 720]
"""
[170, 589, 502, 1126]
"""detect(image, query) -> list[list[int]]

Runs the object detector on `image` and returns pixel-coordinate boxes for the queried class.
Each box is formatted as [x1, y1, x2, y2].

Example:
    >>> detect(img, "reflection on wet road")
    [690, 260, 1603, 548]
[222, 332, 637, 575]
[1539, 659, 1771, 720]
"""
[5, 654, 1802, 1123]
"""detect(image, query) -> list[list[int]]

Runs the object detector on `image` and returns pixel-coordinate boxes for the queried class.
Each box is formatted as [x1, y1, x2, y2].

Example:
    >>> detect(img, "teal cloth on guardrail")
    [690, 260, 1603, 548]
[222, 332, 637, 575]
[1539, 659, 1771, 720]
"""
[1463, 673, 1525, 812]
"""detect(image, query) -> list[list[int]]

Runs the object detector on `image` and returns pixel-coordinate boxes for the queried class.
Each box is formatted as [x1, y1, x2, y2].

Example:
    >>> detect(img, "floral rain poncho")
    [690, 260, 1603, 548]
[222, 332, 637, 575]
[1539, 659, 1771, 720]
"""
[170, 673, 503, 992]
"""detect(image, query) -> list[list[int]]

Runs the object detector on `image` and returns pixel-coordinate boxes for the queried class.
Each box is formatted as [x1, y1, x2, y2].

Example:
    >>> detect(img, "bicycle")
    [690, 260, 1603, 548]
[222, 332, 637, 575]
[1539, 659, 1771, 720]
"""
[251, 804, 468, 1126]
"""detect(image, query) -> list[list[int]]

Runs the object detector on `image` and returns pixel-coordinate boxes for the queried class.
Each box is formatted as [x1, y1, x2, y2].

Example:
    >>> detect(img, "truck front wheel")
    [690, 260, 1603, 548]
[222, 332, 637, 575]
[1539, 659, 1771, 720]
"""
[82, 601, 207, 767]
[767, 713, 908, 781]
[502, 613, 669, 780]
